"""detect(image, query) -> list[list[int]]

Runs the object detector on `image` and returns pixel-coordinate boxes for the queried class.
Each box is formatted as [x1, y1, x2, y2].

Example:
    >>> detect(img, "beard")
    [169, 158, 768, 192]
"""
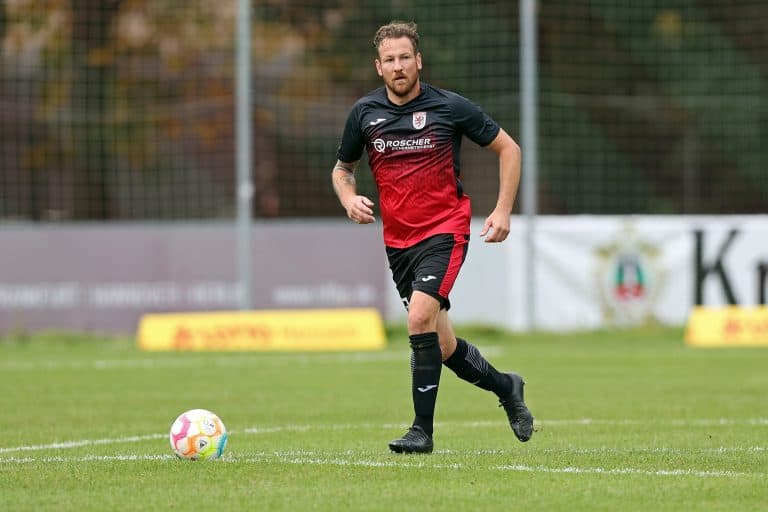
[386, 74, 419, 99]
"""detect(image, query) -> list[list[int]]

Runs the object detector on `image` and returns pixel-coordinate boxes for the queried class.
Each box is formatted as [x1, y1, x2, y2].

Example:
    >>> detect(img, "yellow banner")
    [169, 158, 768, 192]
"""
[137, 308, 387, 351]
[685, 306, 768, 347]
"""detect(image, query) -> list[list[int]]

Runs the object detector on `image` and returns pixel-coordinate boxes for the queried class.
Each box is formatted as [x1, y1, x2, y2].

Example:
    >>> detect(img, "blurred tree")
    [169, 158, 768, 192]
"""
[2, 1, 764, 219]
[70, 0, 123, 218]
[0, 0, 6, 43]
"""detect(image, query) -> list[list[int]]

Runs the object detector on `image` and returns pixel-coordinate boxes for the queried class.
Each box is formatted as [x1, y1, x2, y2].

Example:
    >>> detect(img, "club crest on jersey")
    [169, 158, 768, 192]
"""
[412, 111, 427, 130]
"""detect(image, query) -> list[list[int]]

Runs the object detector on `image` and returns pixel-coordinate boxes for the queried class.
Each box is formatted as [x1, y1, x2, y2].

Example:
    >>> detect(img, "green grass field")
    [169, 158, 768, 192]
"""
[1, 326, 766, 511]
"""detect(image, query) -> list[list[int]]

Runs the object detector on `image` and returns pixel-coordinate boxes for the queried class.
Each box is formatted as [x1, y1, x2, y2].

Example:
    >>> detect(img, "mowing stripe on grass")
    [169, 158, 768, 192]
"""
[0, 452, 761, 479]
[0, 348, 501, 371]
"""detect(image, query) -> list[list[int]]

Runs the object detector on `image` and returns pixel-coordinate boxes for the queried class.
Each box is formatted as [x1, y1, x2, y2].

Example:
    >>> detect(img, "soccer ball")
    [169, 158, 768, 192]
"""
[169, 409, 228, 460]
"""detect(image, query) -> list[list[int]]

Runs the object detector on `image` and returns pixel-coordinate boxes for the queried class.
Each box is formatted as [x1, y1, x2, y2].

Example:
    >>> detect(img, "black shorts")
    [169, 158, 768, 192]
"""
[386, 233, 469, 311]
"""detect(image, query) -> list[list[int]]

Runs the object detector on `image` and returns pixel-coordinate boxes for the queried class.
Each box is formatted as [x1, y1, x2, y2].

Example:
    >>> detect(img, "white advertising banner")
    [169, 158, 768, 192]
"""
[387, 215, 768, 331]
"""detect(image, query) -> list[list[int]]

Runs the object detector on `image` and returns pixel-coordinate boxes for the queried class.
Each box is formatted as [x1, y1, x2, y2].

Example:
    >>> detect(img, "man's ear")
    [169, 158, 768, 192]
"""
[416, 52, 422, 71]
[375, 59, 383, 77]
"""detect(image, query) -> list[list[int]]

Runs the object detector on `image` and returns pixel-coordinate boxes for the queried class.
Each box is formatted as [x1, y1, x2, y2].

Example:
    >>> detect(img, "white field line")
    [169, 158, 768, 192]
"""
[0, 454, 175, 463]
[540, 418, 768, 427]
[236, 453, 761, 478]
[1, 419, 766, 456]
[0, 433, 167, 454]
[0, 451, 762, 479]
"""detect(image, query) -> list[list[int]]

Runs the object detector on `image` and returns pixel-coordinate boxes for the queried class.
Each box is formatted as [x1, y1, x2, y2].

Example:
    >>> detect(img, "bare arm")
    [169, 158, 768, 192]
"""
[331, 160, 376, 224]
[479, 128, 521, 243]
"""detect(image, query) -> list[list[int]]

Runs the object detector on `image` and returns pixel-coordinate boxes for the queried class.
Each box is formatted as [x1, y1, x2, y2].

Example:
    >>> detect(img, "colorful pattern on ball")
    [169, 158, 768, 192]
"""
[169, 409, 227, 460]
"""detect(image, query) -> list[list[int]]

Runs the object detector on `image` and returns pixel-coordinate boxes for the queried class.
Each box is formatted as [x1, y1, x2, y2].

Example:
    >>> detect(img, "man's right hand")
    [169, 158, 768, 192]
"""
[345, 195, 376, 224]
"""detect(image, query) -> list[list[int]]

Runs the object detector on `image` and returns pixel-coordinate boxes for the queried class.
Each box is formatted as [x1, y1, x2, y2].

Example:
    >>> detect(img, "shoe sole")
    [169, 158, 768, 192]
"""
[388, 443, 433, 454]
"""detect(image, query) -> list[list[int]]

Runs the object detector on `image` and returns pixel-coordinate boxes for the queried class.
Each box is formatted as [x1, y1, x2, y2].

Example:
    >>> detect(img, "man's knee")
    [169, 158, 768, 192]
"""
[406, 291, 441, 333]
[407, 311, 435, 334]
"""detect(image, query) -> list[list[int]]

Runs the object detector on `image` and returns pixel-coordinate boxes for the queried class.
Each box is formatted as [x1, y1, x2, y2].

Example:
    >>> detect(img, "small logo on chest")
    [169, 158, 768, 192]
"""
[412, 112, 427, 130]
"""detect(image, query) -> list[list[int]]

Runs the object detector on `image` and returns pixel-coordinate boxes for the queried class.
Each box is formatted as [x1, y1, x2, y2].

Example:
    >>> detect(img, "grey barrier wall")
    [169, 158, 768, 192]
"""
[0, 221, 389, 335]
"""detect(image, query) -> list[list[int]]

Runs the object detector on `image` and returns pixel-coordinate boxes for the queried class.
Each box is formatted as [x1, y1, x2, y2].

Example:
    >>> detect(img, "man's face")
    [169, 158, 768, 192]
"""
[375, 37, 422, 102]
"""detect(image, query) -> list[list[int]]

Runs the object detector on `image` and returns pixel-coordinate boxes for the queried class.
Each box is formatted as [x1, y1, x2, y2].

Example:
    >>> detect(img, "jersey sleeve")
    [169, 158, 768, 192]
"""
[336, 103, 365, 163]
[450, 94, 501, 147]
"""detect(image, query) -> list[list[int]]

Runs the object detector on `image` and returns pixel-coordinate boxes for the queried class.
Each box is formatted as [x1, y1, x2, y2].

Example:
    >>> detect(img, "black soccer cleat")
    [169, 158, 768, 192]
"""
[388, 425, 434, 454]
[499, 372, 534, 442]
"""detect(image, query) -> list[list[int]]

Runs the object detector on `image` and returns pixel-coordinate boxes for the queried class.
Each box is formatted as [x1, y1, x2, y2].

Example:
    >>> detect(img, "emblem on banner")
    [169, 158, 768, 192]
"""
[594, 221, 666, 326]
[412, 112, 426, 130]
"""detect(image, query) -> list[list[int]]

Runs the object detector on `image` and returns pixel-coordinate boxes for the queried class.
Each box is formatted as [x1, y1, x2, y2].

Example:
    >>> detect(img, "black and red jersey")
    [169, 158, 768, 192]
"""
[336, 82, 501, 249]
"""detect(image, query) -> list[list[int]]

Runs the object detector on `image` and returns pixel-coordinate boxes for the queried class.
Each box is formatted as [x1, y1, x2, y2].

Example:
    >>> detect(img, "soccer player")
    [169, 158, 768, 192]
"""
[331, 20, 533, 453]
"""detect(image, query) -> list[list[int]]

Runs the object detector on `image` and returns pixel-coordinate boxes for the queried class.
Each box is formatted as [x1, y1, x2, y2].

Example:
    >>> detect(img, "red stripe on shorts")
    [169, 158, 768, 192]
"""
[438, 234, 467, 298]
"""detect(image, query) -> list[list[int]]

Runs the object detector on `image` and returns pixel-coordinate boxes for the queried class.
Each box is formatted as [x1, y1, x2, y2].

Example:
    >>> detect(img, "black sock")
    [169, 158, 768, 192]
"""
[444, 337, 510, 398]
[409, 332, 441, 437]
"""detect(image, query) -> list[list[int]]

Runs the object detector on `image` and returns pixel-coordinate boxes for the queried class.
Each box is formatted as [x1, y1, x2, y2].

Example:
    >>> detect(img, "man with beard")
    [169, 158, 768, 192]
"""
[331, 20, 534, 453]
